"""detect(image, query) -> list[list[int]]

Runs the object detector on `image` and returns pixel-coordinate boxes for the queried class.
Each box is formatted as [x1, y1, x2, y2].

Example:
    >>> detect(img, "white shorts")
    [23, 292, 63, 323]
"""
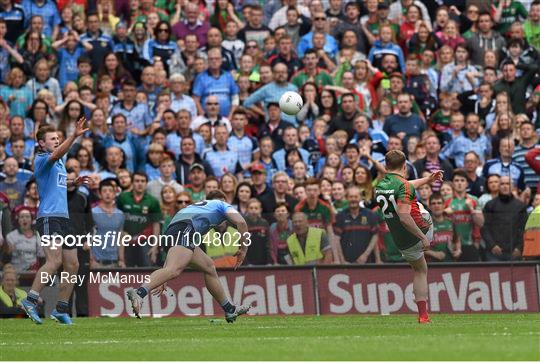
[400, 223, 434, 262]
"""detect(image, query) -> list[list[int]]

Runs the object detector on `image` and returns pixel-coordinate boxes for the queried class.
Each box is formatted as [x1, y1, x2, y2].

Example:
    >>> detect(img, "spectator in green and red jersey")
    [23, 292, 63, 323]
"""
[444, 169, 484, 262]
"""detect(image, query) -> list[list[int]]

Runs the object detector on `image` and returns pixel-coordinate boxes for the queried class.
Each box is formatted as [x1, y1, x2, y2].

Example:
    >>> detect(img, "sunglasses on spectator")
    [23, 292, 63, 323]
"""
[315, 17, 326, 20]
[157, 28, 169, 33]
[206, 102, 218, 105]
[177, 199, 190, 205]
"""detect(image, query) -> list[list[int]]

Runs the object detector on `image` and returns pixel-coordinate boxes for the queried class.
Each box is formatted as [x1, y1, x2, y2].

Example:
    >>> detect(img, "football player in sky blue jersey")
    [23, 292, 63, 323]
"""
[21, 118, 89, 325]
[128, 190, 251, 323]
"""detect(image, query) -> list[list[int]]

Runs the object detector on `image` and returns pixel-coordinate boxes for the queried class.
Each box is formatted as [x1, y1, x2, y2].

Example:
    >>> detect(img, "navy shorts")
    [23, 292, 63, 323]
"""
[163, 221, 196, 251]
[36, 217, 76, 250]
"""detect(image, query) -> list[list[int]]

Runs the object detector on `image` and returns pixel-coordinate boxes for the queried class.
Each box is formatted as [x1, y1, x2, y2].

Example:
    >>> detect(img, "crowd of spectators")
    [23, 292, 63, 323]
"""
[1, 0, 540, 280]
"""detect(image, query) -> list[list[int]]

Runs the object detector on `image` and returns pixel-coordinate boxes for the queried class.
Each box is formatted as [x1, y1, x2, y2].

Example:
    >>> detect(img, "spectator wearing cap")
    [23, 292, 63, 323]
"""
[172, 2, 210, 47]
[103, 114, 144, 173]
[244, 62, 299, 126]
[183, 163, 207, 202]
[174, 135, 213, 185]
[79, 12, 114, 72]
[331, 2, 368, 56]
[169, 74, 197, 118]
[4, 206, 41, 272]
[383, 93, 425, 142]
[250, 161, 271, 197]
[203, 124, 242, 178]
[146, 157, 183, 202]
[482, 175, 528, 261]
[192, 48, 239, 118]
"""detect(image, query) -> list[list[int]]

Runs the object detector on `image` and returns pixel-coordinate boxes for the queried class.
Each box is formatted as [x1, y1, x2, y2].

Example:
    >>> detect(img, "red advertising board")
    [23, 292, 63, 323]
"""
[88, 269, 316, 317]
[317, 265, 539, 314]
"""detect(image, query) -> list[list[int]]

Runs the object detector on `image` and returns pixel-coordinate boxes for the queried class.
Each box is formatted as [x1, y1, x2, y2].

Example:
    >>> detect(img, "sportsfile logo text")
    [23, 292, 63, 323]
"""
[40, 231, 252, 249]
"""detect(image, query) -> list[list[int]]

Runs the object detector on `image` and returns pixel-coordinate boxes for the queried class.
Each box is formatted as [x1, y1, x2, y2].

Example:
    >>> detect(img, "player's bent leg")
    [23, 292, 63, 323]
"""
[21, 245, 63, 324]
[127, 245, 193, 319]
[50, 248, 79, 325]
[189, 247, 250, 323]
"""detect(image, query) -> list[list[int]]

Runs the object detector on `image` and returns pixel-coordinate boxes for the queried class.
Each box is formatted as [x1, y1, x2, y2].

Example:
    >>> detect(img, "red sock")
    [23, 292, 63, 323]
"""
[416, 300, 429, 318]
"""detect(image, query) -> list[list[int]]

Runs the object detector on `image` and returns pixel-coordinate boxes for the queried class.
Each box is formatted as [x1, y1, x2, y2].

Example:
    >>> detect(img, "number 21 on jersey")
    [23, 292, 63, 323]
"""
[377, 194, 398, 218]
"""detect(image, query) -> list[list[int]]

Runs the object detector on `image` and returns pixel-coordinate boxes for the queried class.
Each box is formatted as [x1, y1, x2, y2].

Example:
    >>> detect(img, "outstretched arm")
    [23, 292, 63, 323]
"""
[410, 170, 443, 189]
[50, 117, 88, 162]
[226, 208, 250, 269]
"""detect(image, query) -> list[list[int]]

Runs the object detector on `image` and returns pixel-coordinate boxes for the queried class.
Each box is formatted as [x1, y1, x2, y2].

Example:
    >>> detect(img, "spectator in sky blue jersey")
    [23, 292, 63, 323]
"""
[192, 47, 239, 118]
[52, 31, 93, 88]
[204, 124, 242, 178]
[110, 79, 153, 137]
[21, 0, 60, 39]
[20, 119, 89, 325]
[142, 20, 179, 73]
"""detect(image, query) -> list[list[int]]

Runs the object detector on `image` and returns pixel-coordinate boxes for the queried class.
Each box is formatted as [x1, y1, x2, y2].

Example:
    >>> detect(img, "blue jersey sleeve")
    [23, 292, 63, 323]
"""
[34, 152, 50, 174]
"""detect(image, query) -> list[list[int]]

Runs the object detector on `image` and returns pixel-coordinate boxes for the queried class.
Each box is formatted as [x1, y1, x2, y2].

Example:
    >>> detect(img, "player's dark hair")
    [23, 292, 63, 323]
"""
[385, 150, 406, 171]
[207, 190, 227, 200]
[77, 56, 92, 66]
[452, 168, 468, 181]
[36, 124, 57, 142]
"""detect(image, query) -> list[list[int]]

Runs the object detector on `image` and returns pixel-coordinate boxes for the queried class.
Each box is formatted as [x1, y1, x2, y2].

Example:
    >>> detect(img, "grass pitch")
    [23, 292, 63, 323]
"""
[1, 314, 539, 360]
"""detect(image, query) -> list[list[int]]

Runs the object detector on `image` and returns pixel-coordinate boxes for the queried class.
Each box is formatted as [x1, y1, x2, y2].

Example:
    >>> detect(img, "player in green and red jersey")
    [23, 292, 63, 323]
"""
[375, 150, 443, 324]
[444, 170, 484, 261]
[427, 193, 461, 262]
[373, 206, 404, 262]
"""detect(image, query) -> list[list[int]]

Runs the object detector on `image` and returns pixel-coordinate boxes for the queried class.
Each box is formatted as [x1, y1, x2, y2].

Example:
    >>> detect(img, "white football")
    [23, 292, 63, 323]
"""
[279, 91, 303, 116]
